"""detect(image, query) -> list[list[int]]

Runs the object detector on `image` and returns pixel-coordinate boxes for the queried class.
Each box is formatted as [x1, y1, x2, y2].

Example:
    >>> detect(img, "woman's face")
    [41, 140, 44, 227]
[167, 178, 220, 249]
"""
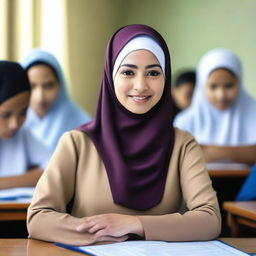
[114, 49, 165, 114]
[0, 91, 30, 139]
[205, 68, 239, 110]
[27, 64, 60, 118]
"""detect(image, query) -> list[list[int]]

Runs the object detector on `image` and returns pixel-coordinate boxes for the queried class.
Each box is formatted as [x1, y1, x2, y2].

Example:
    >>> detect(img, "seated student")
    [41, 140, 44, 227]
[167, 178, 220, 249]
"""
[27, 24, 221, 245]
[174, 49, 256, 165]
[0, 61, 49, 189]
[21, 49, 91, 153]
[171, 70, 196, 118]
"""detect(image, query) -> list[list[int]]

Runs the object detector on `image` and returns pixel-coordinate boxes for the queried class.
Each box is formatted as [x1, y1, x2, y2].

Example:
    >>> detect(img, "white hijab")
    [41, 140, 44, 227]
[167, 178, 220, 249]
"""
[22, 49, 91, 153]
[174, 48, 256, 146]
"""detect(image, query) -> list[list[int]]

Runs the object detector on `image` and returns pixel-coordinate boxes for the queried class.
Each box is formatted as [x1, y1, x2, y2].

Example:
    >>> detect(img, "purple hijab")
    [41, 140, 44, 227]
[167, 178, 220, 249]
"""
[78, 24, 174, 210]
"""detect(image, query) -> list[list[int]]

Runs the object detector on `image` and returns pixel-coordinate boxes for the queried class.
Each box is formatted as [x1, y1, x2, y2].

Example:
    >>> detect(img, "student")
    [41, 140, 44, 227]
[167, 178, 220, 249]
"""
[172, 70, 196, 118]
[22, 49, 91, 153]
[27, 24, 221, 245]
[174, 49, 256, 165]
[0, 61, 49, 189]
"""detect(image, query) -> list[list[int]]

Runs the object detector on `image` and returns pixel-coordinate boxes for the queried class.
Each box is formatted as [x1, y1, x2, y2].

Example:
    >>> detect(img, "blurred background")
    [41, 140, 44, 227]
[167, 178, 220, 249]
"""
[1, 0, 256, 115]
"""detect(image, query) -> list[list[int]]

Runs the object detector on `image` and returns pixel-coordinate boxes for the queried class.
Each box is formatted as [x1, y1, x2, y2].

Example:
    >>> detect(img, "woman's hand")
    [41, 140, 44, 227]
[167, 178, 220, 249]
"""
[76, 213, 144, 242]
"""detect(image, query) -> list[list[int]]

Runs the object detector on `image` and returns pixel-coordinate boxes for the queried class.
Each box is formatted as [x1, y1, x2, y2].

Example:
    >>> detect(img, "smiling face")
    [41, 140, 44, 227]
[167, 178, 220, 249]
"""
[0, 91, 30, 139]
[205, 68, 239, 110]
[27, 64, 60, 118]
[113, 49, 165, 114]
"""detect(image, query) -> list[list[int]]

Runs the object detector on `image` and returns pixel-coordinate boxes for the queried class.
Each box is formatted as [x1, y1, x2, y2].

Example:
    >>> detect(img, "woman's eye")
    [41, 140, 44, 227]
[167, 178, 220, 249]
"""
[147, 70, 160, 77]
[224, 83, 235, 89]
[121, 70, 134, 76]
[43, 82, 55, 89]
[209, 84, 217, 90]
[0, 112, 11, 119]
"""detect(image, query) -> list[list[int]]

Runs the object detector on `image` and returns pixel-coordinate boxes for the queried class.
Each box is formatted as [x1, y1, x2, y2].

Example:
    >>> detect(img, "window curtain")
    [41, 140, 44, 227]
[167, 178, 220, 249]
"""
[0, 0, 70, 88]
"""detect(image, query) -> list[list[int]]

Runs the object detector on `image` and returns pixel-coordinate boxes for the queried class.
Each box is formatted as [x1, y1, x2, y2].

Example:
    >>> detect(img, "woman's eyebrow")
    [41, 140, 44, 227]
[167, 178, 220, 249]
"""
[120, 64, 138, 69]
[145, 64, 162, 69]
[119, 64, 162, 69]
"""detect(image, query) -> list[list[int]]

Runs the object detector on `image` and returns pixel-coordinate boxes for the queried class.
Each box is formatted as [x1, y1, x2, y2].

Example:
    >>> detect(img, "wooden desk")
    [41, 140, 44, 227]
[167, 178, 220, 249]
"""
[0, 238, 255, 255]
[223, 201, 256, 237]
[208, 169, 250, 178]
[0, 201, 29, 221]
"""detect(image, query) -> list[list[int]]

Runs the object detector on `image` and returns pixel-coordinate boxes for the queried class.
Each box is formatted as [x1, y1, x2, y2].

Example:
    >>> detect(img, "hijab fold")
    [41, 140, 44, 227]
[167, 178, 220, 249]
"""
[78, 24, 174, 210]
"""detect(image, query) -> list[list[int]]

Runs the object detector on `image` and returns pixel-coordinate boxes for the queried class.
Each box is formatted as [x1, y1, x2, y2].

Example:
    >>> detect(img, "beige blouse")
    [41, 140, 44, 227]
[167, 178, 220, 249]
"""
[27, 128, 221, 245]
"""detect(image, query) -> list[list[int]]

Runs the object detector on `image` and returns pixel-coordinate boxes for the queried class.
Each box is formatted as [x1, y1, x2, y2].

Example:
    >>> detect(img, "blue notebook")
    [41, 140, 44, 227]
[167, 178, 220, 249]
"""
[56, 240, 251, 256]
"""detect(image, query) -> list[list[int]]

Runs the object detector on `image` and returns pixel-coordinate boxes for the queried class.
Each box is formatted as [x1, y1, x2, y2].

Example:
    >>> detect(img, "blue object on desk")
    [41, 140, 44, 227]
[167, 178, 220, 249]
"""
[0, 187, 35, 201]
[236, 164, 256, 201]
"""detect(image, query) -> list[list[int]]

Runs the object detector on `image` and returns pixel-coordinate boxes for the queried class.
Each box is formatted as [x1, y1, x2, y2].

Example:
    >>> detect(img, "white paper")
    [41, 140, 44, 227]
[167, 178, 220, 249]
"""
[66, 240, 249, 256]
[0, 187, 35, 201]
[206, 162, 249, 170]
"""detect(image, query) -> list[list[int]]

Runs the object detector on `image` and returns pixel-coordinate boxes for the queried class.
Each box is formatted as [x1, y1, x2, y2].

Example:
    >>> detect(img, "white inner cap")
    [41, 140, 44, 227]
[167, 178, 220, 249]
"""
[112, 35, 165, 80]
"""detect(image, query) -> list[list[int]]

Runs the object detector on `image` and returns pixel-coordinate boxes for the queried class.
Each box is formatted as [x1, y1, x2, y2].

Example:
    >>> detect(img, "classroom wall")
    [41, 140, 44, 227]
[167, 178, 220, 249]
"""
[65, 0, 124, 115]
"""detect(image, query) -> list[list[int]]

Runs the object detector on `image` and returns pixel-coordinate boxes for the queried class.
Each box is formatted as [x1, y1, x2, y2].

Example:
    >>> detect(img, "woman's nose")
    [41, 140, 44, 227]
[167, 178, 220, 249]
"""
[33, 87, 44, 102]
[133, 75, 149, 92]
[9, 116, 19, 130]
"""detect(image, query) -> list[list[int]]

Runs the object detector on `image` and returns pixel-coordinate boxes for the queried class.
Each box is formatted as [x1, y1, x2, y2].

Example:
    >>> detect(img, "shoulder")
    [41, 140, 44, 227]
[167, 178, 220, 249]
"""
[174, 127, 196, 145]
[173, 128, 201, 160]
[57, 130, 93, 151]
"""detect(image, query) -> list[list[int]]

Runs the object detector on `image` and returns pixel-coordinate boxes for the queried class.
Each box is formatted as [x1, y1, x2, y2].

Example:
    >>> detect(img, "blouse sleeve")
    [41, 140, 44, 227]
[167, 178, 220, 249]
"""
[27, 132, 94, 245]
[138, 131, 221, 241]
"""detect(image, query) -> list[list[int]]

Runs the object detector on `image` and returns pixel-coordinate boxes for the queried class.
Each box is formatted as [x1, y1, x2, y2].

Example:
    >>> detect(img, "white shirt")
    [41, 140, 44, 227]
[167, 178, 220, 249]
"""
[0, 127, 50, 177]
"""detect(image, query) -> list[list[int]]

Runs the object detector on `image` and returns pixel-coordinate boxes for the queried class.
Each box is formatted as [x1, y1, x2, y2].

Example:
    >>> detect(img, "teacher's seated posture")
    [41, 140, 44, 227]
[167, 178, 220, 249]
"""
[27, 24, 221, 245]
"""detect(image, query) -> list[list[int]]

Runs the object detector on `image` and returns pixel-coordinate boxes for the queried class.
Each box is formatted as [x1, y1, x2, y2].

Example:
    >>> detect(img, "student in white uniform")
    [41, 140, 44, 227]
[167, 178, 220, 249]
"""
[0, 61, 49, 189]
[22, 49, 91, 154]
[174, 49, 256, 165]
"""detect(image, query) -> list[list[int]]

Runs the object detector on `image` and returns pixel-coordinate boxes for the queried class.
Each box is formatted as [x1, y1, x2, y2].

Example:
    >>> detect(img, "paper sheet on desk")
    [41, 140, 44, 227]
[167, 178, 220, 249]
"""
[0, 187, 35, 201]
[206, 162, 249, 170]
[57, 240, 250, 256]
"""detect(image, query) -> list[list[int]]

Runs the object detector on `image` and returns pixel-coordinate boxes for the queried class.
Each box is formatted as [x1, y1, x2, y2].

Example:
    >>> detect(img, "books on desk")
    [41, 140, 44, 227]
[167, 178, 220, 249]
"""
[0, 187, 35, 202]
[57, 240, 250, 256]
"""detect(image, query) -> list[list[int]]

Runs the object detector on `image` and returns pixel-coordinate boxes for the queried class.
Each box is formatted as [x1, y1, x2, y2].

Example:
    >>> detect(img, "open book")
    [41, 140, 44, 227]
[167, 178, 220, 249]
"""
[57, 240, 250, 256]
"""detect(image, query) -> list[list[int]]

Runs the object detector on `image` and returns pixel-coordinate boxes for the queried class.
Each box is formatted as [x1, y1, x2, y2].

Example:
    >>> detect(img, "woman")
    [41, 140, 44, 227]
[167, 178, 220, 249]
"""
[174, 49, 256, 165]
[0, 61, 49, 189]
[22, 49, 91, 153]
[27, 24, 221, 245]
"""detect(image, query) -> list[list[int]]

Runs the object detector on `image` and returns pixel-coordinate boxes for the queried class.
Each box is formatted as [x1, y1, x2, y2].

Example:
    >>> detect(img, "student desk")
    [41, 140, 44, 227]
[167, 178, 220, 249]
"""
[223, 201, 256, 237]
[207, 164, 251, 236]
[0, 238, 255, 255]
[208, 167, 250, 178]
[0, 201, 29, 221]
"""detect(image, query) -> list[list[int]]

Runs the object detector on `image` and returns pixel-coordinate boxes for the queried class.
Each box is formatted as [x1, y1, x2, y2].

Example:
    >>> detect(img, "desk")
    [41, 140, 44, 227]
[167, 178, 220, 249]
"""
[0, 201, 29, 221]
[208, 169, 250, 178]
[0, 238, 255, 255]
[223, 201, 256, 237]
